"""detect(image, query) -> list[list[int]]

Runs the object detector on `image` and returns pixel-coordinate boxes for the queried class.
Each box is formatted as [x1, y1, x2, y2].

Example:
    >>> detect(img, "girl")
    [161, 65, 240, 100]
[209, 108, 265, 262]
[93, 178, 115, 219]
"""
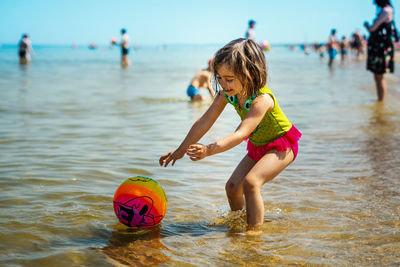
[159, 38, 301, 230]
[364, 0, 398, 102]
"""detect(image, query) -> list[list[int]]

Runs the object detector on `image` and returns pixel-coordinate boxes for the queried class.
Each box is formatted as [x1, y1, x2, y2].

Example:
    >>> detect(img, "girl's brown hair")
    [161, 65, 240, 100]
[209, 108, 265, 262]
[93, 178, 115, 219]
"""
[212, 38, 267, 97]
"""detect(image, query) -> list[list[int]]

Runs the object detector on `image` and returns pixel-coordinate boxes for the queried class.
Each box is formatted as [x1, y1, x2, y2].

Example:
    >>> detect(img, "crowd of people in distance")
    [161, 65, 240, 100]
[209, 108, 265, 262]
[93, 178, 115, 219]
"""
[16, 0, 398, 105]
[309, 29, 367, 65]
[303, 0, 399, 103]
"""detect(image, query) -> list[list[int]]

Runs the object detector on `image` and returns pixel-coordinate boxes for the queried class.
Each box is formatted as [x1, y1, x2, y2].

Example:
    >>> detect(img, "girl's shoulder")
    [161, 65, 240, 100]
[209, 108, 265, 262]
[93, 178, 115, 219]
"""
[256, 86, 275, 101]
[250, 86, 275, 112]
[258, 86, 271, 95]
[253, 92, 274, 112]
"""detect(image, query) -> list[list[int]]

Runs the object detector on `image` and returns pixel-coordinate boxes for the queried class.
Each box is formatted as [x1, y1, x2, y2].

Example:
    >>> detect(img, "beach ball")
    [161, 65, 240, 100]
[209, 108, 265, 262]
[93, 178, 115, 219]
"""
[110, 37, 117, 45]
[113, 176, 167, 228]
[259, 40, 270, 52]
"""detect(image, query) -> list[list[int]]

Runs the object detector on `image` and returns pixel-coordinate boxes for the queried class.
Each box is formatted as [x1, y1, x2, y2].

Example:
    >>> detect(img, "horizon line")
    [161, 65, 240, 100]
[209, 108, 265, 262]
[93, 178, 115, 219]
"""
[0, 42, 319, 48]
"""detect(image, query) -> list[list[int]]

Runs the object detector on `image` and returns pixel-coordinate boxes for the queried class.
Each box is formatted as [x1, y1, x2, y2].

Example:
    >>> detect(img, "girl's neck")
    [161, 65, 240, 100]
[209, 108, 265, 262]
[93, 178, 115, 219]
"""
[237, 90, 249, 108]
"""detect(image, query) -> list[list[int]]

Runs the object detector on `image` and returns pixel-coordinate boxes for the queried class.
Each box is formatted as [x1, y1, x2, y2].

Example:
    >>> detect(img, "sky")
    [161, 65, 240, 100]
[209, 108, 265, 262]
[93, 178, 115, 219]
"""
[1, 0, 399, 46]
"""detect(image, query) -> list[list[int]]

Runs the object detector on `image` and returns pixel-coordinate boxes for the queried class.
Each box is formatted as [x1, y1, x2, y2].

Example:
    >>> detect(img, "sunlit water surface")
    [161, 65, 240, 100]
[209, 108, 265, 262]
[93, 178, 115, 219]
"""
[1, 45, 400, 266]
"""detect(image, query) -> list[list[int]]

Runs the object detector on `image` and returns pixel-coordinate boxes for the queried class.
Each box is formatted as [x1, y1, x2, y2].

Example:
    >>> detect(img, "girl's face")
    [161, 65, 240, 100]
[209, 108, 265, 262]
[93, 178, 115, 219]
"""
[216, 63, 244, 97]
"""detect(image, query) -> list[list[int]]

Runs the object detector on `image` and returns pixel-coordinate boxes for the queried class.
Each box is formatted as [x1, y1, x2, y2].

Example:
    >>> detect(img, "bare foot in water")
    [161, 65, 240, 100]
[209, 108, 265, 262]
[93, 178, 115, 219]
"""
[232, 224, 263, 236]
[245, 224, 262, 235]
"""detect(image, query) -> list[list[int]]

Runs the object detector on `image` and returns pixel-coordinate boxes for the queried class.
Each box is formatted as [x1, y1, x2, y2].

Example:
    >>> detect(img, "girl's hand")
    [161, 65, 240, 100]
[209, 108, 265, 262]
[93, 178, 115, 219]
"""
[186, 143, 209, 161]
[159, 149, 185, 167]
[364, 22, 370, 30]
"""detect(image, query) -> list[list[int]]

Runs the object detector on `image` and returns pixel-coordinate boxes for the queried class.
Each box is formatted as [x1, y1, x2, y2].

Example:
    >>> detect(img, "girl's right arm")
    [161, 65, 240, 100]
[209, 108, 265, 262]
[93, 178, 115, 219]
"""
[159, 91, 227, 167]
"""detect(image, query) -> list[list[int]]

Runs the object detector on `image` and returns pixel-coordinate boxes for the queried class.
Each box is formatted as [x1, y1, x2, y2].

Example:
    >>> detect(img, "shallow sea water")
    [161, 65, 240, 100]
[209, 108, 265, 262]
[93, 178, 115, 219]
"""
[0, 44, 400, 266]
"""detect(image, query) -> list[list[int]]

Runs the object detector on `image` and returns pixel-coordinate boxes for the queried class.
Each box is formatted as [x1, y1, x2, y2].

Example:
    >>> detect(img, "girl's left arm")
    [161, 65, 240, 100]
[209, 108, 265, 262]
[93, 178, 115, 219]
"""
[187, 94, 274, 161]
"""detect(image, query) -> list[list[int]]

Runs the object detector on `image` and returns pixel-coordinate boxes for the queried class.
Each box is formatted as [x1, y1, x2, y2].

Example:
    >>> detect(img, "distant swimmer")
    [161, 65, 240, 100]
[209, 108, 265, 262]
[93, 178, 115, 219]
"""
[18, 34, 33, 64]
[186, 58, 215, 101]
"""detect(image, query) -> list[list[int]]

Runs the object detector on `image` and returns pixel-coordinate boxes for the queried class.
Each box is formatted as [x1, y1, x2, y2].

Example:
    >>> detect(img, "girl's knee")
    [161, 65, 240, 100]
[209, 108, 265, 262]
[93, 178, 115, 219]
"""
[225, 180, 245, 211]
[243, 174, 261, 194]
[225, 180, 241, 196]
[225, 180, 235, 193]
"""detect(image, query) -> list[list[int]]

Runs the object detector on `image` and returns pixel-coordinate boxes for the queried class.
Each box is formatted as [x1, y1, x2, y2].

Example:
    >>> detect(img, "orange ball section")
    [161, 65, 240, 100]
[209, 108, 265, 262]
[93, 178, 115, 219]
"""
[113, 176, 167, 228]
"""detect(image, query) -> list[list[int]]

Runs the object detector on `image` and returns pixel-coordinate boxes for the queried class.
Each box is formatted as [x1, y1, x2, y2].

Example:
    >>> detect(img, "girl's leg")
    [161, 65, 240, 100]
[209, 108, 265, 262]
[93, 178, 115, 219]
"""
[244, 149, 294, 227]
[225, 155, 255, 211]
[374, 73, 387, 102]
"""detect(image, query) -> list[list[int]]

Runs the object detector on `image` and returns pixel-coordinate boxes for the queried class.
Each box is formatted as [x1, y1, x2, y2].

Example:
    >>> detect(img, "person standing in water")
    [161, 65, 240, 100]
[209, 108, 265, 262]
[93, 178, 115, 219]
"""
[160, 39, 301, 233]
[245, 20, 256, 41]
[18, 34, 33, 64]
[120, 28, 131, 67]
[364, 0, 398, 102]
[340, 36, 350, 63]
[327, 29, 340, 67]
[351, 30, 364, 61]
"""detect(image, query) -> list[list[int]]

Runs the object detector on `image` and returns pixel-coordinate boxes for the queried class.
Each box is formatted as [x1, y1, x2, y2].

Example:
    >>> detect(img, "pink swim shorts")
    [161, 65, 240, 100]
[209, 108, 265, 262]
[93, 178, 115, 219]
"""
[246, 126, 302, 162]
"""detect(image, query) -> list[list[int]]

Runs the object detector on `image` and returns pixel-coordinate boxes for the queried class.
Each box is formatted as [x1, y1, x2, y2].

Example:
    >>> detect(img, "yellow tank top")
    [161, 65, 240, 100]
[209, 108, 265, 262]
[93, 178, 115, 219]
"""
[225, 86, 292, 146]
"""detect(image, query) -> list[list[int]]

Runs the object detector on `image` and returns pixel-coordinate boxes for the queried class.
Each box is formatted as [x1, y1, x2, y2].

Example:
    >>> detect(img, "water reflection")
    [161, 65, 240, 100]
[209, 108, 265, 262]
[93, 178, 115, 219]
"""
[19, 61, 30, 72]
[102, 225, 169, 266]
[364, 103, 400, 177]
[102, 222, 221, 266]
[18, 62, 30, 92]
[346, 103, 400, 266]
[103, 214, 299, 266]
